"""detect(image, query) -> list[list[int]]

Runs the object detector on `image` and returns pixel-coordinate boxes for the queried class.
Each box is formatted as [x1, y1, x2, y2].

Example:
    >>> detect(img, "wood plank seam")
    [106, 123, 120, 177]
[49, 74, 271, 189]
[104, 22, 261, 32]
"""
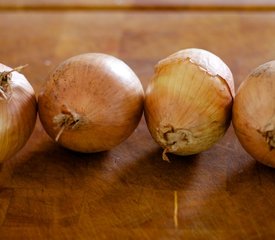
[0, 5, 275, 12]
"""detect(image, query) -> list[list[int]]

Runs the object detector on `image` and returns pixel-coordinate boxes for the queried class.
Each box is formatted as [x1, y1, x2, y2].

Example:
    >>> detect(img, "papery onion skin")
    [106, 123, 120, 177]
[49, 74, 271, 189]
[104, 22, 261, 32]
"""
[144, 48, 234, 159]
[0, 64, 37, 163]
[38, 53, 144, 153]
[233, 61, 275, 167]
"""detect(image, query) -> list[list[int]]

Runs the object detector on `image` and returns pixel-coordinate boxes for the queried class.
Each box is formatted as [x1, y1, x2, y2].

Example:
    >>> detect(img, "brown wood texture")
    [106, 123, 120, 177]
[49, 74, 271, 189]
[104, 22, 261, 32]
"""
[0, 8, 275, 240]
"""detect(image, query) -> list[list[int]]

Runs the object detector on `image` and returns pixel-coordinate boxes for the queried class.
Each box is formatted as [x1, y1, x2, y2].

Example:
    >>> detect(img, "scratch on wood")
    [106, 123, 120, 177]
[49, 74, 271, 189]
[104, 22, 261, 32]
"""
[174, 190, 178, 229]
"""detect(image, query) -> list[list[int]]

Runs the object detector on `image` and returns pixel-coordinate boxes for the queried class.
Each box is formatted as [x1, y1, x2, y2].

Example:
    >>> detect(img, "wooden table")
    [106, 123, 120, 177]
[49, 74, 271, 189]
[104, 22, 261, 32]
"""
[1, 1, 275, 239]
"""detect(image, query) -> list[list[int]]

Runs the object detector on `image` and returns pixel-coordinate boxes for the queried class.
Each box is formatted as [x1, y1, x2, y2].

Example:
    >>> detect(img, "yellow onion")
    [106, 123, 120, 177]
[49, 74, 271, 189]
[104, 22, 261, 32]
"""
[233, 61, 275, 167]
[38, 53, 144, 153]
[0, 64, 37, 163]
[144, 48, 234, 160]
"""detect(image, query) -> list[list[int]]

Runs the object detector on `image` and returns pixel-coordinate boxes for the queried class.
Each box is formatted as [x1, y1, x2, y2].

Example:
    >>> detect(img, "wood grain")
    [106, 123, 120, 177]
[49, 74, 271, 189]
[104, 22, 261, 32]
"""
[0, 9, 275, 239]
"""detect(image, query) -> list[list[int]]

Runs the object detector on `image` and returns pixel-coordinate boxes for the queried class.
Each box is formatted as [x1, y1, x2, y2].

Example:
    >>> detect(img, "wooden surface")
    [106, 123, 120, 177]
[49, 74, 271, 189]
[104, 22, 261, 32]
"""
[1, 2, 275, 239]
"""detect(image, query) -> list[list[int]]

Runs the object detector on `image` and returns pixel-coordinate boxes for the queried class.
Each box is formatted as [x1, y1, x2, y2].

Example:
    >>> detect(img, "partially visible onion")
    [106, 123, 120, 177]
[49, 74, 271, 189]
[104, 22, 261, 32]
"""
[233, 61, 275, 167]
[144, 48, 234, 160]
[38, 53, 144, 152]
[0, 64, 37, 163]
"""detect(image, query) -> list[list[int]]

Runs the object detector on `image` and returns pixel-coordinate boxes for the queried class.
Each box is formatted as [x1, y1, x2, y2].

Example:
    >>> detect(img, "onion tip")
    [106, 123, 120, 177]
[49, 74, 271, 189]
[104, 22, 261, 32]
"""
[55, 125, 66, 142]
[162, 148, 171, 162]
[0, 88, 8, 100]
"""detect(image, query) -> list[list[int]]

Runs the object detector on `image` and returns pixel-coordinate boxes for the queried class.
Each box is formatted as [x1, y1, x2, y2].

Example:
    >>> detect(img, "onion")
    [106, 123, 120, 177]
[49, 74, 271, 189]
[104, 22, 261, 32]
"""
[144, 48, 234, 160]
[233, 61, 275, 167]
[38, 53, 144, 152]
[0, 64, 37, 163]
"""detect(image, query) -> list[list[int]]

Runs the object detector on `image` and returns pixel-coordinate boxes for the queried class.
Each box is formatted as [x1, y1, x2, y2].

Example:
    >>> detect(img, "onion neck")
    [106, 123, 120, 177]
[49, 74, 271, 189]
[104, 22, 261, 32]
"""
[158, 124, 193, 161]
[0, 65, 28, 101]
[0, 71, 11, 100]
[53, 105, 81, 142]
[259, 117, 275, 150]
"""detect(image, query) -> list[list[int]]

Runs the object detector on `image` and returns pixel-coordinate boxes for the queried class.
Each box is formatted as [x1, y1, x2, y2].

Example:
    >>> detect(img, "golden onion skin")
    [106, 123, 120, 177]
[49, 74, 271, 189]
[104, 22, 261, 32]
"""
[38, 53, 144, 153]
[144, 48, 234, 158]
[233, 61, 275, 167]
[0, 64, 37, 163]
